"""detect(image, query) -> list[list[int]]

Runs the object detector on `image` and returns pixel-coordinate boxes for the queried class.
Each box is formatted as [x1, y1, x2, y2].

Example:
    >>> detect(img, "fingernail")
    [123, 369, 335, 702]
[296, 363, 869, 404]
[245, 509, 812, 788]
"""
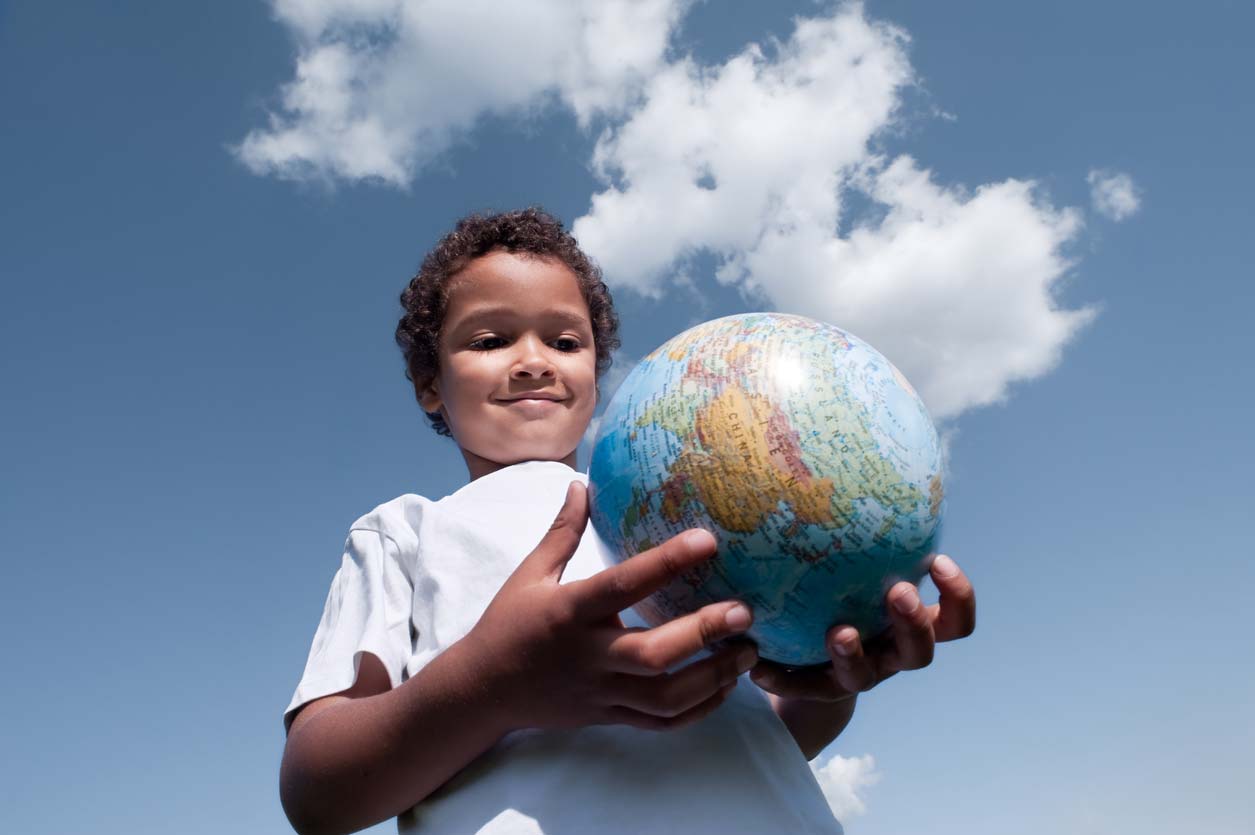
[737, 647, 758, 672]
[893, 589, 919, 615]
[933, 554, 958, 577]
[831, 637, 852, 657]
[725, 604, 752, 630]
[683, 529, 715, 551]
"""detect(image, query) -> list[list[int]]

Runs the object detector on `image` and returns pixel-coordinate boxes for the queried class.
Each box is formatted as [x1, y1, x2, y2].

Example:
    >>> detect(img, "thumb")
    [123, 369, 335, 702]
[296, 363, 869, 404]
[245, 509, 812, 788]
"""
[518, 480, 589, 584]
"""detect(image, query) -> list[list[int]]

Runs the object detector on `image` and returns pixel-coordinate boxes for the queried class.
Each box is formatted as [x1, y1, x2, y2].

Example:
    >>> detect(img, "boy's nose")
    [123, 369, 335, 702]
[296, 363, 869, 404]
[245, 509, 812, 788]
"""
[510, 338, 556, 379]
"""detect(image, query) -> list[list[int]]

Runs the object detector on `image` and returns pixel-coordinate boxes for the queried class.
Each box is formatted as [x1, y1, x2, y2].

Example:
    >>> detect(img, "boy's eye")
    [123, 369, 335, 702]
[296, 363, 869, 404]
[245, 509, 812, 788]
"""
[467, 335, 582, 352]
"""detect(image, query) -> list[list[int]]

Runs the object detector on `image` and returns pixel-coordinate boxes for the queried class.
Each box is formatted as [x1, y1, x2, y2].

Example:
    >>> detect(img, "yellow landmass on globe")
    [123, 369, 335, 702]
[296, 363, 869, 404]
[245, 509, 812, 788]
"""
[638, 371, 929, 536]
[644, 385, 837, 534]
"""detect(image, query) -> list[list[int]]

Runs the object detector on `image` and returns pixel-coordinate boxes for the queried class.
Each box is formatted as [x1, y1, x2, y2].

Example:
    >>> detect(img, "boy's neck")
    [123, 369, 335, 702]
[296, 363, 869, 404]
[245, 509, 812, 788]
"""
[462, 448, 579, 481]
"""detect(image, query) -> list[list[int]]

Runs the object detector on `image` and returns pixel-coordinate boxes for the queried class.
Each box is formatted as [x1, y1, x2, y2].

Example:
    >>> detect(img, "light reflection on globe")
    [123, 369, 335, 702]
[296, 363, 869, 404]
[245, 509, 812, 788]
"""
[588, 313, 944, 666]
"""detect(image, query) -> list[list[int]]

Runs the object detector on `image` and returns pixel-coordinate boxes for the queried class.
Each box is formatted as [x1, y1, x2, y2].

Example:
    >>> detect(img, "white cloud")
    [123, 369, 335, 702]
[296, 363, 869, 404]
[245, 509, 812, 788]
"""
[236, 0, 689, 185]
[574, 5, 1095, 419]
[741, 157, 1094, 419]
[811, 752, 881, 821]
[574, 9, 914, 296]
[240, 1, 1106, 421]
[1087, 169, 1142, 221]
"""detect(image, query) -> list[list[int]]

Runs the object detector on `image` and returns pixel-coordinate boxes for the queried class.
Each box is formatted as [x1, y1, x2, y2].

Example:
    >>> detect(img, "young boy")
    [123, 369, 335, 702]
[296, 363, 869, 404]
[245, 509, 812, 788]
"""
[280, 209, 976, 835]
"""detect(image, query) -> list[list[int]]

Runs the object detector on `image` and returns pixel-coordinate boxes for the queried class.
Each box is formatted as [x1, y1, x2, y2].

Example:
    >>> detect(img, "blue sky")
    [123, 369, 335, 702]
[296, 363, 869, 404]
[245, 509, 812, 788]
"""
[1, 1, 1251, 833]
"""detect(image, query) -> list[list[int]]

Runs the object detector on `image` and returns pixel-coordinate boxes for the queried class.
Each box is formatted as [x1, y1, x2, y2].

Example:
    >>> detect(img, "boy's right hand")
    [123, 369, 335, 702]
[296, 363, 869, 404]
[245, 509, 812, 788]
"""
[463, 480, 757, 734]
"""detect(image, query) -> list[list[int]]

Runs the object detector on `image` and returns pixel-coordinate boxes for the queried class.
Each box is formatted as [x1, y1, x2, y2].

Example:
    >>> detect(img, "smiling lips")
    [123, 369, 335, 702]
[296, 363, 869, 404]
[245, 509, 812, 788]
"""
[497, 394, 567, 417]
[498, 392, 565, 402]
[498, 397, 565, 421]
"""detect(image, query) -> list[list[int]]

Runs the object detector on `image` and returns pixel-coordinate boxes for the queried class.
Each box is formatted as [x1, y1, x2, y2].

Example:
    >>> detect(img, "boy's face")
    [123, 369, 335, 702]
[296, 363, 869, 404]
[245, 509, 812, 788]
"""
[421, 251, 598, 481]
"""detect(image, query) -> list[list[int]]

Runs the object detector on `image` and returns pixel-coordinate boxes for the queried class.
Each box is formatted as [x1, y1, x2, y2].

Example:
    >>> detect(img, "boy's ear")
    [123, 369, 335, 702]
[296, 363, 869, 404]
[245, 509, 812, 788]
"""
[417, 376, 443, 414]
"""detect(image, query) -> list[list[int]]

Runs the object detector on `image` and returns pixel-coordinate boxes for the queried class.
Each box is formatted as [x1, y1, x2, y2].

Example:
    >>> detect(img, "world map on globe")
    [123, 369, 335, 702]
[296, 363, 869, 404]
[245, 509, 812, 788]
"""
[588, 313, 944, 666]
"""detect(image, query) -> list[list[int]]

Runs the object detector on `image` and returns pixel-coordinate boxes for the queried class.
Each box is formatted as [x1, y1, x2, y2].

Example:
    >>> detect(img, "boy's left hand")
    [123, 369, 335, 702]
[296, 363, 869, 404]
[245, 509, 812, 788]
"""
[749, 554, 976, 702]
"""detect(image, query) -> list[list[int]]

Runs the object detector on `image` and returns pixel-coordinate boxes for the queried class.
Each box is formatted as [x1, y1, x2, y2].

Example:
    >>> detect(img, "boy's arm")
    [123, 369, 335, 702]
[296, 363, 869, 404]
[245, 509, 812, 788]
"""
[280, 640, 512, 835]
[281, 483, 758, 835]
[765, 693, 858, 761]
[753, 554, 976, 760]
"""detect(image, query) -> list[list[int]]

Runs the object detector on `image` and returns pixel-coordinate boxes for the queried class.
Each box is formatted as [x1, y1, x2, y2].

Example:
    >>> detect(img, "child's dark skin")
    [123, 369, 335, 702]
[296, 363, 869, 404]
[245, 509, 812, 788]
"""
[279, 251, 976, 835]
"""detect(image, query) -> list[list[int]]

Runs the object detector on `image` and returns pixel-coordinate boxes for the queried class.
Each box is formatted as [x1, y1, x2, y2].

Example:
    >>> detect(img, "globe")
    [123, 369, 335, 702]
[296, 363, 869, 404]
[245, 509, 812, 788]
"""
[587, 313, 944, 666]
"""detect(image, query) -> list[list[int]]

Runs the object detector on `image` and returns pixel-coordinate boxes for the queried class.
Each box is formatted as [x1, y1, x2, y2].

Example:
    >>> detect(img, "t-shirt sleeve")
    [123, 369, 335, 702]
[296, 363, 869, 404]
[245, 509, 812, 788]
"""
[283, 527, 415, 732]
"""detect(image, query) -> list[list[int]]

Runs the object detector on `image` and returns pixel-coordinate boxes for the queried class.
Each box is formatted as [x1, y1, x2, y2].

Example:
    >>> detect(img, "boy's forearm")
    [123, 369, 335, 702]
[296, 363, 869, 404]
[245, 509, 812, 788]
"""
[280, 638, 511, 835]
[769, 693, 858, 761]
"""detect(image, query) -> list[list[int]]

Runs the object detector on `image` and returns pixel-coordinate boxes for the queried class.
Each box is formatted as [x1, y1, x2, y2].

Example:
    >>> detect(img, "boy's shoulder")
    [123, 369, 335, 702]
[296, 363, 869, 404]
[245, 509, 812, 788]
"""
[346, 462, 585, 543]
[347, 492, 434, 550]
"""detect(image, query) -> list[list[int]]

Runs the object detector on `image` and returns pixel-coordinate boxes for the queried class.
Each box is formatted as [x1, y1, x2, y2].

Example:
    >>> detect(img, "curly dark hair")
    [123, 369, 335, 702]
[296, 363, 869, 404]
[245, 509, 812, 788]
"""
[395, 207, 620, 438]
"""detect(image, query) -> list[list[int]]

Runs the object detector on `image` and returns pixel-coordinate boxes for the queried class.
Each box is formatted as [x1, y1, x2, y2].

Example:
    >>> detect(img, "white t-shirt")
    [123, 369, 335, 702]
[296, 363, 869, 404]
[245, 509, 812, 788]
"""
[285, 460, 843, 834]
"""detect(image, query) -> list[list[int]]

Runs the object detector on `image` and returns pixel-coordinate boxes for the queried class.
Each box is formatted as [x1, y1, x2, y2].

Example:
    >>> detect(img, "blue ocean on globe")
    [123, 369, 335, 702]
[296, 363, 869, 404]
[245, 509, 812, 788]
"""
[587, 313, 944, 666]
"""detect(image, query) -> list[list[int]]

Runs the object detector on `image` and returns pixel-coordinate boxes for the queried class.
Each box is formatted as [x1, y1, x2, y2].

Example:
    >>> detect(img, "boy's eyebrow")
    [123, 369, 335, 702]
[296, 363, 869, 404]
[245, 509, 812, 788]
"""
[448, 306, 591, 329]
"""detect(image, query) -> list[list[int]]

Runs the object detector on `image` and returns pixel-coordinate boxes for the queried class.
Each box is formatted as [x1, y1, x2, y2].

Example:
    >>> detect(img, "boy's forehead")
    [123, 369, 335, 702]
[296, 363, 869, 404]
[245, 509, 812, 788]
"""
[444, 253, 591, 328]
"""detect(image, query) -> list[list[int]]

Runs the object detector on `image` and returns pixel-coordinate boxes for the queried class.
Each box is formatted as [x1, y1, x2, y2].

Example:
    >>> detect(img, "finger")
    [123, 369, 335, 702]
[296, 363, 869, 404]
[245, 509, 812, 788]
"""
[749, 661, 847, 702]
[929, 555, 976, 642]
[826, 626, 881, 693]
[611, 642, 757, 718]
[878, 583, 935, 673]
[517, 481, 589, 584]
[567, 528, 717, 621]
[599, 600, 754, 675]
[603, 679, 738, 732]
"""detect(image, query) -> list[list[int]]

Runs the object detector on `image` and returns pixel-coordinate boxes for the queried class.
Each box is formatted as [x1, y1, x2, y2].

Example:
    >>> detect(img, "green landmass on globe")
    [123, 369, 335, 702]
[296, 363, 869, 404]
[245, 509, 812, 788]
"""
[588, 312, 944, 666]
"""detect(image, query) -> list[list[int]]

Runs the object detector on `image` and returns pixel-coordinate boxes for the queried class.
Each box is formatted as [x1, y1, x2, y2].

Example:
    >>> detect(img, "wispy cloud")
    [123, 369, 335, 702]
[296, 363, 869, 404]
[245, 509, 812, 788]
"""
[239, 1, 1109, 421]
[236, 0, 690, 185]
[811, 752, 882, 821]
[1087, 169, 1142, 221]
[574, 6, 1095, 419]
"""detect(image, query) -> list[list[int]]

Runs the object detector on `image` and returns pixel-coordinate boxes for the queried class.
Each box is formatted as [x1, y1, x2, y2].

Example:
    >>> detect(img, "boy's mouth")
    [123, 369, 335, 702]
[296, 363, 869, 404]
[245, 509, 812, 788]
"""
[498, 396, 567, 417]
[497, 392, 565, 402]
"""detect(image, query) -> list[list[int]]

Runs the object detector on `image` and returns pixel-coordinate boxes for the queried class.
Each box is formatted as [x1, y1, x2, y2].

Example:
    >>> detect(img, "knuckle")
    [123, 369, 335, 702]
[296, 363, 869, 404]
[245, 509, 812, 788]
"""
[656, 701, 684, 719]
[720, 651, 744, 683]
[651, 675, 705, 720]
[656, 544, 685, 579]
[655, 675, 682, 709]
[917, 643, 936, 668]
[661, 713, 690, 730]
[544, 593, 578, 628]
[634, 713, 666, 731]
[547, 511, 573, 535]
[635, 645, 670, 676]
[952, 584, 976, 611]
[660, 702, 698, 729]
[910, 606, 931, 628]
[605, 568, 635, 603]
[696, 612, 724, 646]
